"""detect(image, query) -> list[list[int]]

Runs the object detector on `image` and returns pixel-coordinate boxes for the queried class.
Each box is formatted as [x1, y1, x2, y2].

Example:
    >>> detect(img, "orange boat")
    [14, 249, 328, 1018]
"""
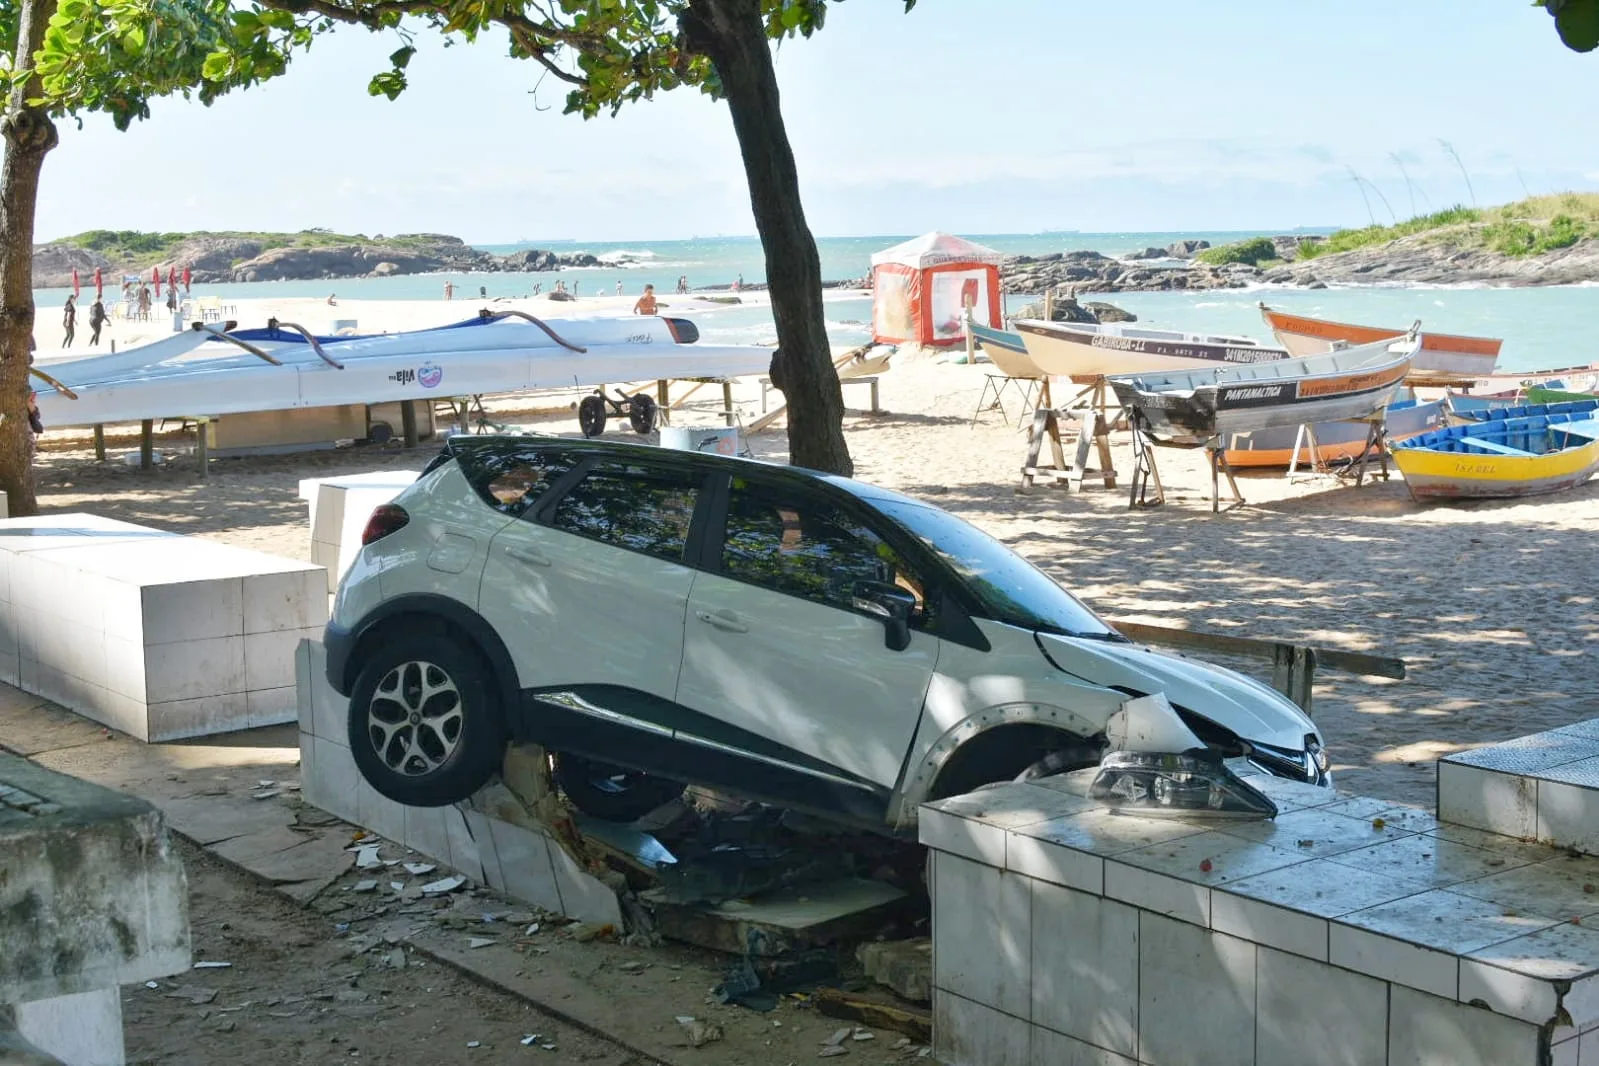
[1259, 304, 1500, 380]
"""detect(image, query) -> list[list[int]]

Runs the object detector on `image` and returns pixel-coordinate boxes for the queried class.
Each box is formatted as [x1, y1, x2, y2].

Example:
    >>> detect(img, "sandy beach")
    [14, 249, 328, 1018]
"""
[23, 297, 1598, 809]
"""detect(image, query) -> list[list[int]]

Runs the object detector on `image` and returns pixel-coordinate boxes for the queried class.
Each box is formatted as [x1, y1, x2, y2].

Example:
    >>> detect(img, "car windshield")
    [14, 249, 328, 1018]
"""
[873, 499, 1120, 639]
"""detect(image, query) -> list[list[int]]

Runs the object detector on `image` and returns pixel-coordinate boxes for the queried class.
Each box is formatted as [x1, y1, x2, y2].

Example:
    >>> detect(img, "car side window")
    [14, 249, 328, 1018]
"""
[548, 462, 701, 562]
[720, 481, 929, 621]
[452, 442, 578, 517]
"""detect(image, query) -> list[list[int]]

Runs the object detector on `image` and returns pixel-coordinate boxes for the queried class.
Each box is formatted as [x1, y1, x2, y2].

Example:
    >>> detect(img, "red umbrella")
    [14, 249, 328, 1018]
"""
[152, 266, 160, 299]
[182, 266, 191, 293]
[71, 268, 80, 297]
[94, 267, 103, 298]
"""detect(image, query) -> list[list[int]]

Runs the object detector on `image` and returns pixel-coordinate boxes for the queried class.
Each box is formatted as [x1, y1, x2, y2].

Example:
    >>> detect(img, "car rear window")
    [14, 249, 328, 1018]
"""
[450, 440, 578, 517]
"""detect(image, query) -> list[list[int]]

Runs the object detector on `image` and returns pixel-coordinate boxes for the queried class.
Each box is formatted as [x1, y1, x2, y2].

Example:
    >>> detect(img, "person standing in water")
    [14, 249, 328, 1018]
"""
[61, 294, 76, 347]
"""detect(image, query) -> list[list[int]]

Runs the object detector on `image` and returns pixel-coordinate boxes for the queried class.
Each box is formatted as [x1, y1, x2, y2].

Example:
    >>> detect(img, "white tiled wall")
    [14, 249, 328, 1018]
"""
[295, 639, 621, 926]
[0, 514, 325, 741]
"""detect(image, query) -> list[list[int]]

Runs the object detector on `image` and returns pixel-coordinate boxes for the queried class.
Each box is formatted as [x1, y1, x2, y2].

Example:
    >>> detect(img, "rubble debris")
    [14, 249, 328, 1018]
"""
[568, 922, 615, 943]
[351, 880, 379, 894]
[467, 937, 496, 949]
[163, 984, 219, 1005]
[815, 988, 932, 1044]
[354, 845, 382, 869]
[192, 961, 232, 969]
[856, 938, 932, 1003]
[852, 1028, 874, 1041]
[676, 1017, 723, 1048]
[466, 1040, 481, 1048]
[403, 862, 436, 875]
[421, 875, 467, 896]
[823, 1028, 853, 1047]
[819, 1047, 848, 1059]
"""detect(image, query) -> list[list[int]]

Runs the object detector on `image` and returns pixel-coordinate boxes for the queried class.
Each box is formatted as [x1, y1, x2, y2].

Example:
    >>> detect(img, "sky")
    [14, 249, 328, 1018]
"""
[33, 0, 1599, 244]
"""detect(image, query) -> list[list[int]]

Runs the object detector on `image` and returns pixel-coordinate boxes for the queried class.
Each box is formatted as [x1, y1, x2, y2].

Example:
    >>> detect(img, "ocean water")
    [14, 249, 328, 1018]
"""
[33, 231, 1599, 373]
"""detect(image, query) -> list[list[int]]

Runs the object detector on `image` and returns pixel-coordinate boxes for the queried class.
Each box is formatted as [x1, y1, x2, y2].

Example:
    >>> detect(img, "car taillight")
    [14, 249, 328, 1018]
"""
[361, 504, 409, 545]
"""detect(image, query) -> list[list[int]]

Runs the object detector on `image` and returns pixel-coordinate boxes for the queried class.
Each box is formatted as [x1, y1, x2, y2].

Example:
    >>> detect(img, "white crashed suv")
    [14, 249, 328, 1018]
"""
[325, 436, 1329, 829]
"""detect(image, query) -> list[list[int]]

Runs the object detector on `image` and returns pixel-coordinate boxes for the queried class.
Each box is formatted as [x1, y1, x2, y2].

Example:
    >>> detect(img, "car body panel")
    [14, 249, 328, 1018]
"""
[1036, 632, 1320, 751]
[677, 569, 939, 790]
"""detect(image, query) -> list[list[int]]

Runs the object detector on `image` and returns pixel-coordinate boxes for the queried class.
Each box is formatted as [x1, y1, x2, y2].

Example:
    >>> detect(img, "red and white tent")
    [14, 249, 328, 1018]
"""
[870, 232, 1003, 346]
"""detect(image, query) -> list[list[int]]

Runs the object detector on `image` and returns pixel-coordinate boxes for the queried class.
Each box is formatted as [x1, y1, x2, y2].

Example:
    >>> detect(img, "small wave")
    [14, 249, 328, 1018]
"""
[595, 249, 660, 262]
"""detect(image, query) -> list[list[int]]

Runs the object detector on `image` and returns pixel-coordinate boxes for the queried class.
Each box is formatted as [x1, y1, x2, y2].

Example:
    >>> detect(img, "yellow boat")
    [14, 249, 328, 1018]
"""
[1391, 399, 1599, 500]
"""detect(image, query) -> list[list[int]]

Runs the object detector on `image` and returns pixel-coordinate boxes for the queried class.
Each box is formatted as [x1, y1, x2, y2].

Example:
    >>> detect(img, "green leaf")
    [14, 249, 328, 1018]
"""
[201, 52, 232, 80]
[1555, 0, 1599, 49]
[389, 44, 415, 69]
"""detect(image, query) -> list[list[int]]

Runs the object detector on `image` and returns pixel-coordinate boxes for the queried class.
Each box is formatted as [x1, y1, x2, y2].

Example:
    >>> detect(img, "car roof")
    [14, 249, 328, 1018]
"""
[446, 433, 927, 509]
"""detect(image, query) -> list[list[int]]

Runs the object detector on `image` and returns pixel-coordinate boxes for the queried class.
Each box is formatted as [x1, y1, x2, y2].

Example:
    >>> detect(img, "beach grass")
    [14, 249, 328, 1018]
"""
[1296, 192, 1599, 261]
[1195, 236, 1277, 266]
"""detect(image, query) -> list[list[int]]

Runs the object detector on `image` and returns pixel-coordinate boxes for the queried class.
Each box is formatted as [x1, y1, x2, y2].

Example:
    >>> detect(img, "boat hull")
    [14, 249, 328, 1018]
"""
[33, 316, 772, 429]
[1392, 400, 1599, 500]
[1014, 319, 1287, 378]
[1224, 398, 1445, 467]
[1111, 337, 1417, 441]
[1260, 306, 1501, 379]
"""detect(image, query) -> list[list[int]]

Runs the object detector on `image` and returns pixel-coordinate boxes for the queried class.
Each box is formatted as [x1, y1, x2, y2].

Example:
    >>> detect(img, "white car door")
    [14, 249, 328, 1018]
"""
[675, 476, 939, 793]
[479, 456, 705, 702]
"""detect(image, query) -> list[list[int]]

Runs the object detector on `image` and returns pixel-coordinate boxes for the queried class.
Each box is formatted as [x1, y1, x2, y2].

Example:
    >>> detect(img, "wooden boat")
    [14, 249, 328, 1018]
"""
[1013, 318, 1289, 379]
[1224, 397, 1446, 468]
[1391, 398, 1599, 500]
[968, 322, 1048, 380]
[1526, 385, 1598, 404]
[1111, 335, 1419, 443]
[1259, 304, 1501, 380]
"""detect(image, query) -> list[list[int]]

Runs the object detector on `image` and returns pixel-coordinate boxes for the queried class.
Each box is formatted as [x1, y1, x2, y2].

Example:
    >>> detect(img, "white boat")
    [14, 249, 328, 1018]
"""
[1110, 335, 1420, 442]
[33, 311, 772, 429]
[1013, 319, 1290, 380]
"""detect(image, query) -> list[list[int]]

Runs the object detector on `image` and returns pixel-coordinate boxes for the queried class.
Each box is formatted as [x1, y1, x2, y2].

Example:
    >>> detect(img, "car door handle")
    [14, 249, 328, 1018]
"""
[695, 610, 748, 633]
[505, 544, 551, 567]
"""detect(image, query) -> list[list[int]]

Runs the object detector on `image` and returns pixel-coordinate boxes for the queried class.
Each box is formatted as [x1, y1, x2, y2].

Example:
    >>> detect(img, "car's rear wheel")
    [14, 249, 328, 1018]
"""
[347, 631, 504, 807]
[552, 752, 684, 824]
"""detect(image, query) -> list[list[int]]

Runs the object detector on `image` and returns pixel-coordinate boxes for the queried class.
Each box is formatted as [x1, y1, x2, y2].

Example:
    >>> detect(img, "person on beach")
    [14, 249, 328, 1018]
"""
[633, 284, 658, 316]
[89, 297, 106, 345]
[616, 280, 623, 296]
[573, 280, 581, 296]
[733, 274, 742, 292]
[165, 288, 177, 313]
[61, 295, 76, 347]
[444, 280, 454, 301]
[533, 282, 542, 295]
[137, 283, 151, 319]
[327, 293, 337, 306]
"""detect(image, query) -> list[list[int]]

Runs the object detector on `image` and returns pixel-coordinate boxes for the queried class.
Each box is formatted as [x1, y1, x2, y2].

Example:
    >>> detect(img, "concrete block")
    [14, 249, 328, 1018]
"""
[933, 990, 1030, 1066]
[1137, 912, 1256, 1066]
[1031, 881, 1137, 1057]
[0, 754, 190, 1005]
[857, 937, 932, 1003]
[1255, 947, 1389, 1066]
[1387, 984, 1541, 1065]
[13, 987, 124, 1066]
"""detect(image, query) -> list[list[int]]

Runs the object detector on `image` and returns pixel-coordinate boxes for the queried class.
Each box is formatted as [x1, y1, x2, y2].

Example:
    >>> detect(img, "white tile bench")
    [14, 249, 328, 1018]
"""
[295, 639, 622, 926]
[0, 514, 326, 741]
[1438, 723, 1599, 854]
[298, 471, 420, 593]
[921, 766, 1599, 1066]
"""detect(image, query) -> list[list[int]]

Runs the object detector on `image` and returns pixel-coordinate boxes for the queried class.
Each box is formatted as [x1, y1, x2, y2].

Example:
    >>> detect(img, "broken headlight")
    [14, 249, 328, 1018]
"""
[1090, 750, 1278, 819]
[1248, 736, 1331, 786]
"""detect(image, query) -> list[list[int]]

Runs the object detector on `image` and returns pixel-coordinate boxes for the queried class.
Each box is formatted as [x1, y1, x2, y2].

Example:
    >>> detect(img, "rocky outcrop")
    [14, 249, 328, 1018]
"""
[31, 232, 637, 287]
[1166, 239, 1211, 258]
[1261, 234, 1599, 288]
[1124, 246, 1169, 260]
[1012, 294, 1134, 324]
[1000, 250, 1262, 294]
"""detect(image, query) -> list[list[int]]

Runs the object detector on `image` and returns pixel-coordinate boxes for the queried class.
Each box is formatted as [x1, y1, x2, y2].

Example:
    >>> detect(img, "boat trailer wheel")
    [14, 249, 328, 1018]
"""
[579, 388, 659, 438]
[628, 393, 658, 435]
[578, 394, 608, 438]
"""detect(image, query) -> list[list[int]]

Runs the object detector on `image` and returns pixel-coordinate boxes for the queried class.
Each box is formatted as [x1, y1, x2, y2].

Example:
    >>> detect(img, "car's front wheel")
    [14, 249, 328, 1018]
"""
[552, 752, 684, 824]
[347, 631, 505, 807]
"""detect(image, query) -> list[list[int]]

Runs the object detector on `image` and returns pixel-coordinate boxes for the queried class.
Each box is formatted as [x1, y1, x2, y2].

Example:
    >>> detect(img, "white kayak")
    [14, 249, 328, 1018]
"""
[33, 311, 772, 428]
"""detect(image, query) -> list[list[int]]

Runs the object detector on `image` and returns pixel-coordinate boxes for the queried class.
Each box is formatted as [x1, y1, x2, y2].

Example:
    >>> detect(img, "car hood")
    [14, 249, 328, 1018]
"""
[1036, 633, 1318, 752]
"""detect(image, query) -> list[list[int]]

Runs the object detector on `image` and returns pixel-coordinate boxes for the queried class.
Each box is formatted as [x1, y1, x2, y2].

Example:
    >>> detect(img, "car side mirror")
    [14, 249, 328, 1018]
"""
[852, 581, 917, 651]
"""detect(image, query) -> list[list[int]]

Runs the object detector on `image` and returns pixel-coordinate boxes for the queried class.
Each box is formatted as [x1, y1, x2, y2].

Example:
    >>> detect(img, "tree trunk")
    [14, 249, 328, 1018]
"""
[0, 0, 59, 517]
[682, 0, 852, 476]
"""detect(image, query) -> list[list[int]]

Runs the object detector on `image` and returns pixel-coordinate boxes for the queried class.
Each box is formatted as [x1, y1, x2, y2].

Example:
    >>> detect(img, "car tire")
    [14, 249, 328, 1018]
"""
[552, 752, 684, 824]
[347, 631, 505, 807]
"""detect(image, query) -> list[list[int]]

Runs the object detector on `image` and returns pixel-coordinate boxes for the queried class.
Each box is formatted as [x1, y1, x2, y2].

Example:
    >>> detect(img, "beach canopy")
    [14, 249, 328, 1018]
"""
[71, 268, 80, 297]
[94, 267, 103, 297]
[870, 231, 1004, 346]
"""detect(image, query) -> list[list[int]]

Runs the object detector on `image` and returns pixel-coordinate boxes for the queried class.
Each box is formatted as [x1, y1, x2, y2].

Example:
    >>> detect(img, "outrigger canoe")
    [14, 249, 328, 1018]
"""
[1110, 334, 1419, 443]
[1259, 303, 1501, 380]
[1014, 318, 1289, 379]
[1391, 398, 1599, 500]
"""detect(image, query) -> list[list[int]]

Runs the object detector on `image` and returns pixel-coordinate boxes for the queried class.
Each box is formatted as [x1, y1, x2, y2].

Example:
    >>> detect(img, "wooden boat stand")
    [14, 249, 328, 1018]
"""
[1020, 377, 1117, 492]
[1127, 412, 1243, 513]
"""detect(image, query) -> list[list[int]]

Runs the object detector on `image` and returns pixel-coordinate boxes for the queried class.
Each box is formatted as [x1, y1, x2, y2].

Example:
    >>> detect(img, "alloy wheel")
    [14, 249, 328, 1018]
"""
[366, 660, 464, 776]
